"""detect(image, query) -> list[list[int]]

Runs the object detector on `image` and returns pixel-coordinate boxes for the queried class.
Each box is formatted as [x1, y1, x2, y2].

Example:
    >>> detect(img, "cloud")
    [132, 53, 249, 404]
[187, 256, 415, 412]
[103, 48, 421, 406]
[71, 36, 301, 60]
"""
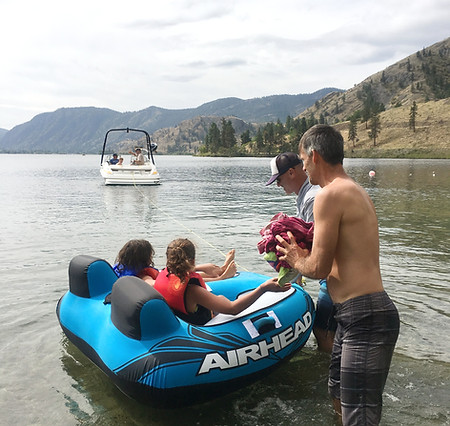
[128, 2, 233, 29]
[0, 0, 449, 129]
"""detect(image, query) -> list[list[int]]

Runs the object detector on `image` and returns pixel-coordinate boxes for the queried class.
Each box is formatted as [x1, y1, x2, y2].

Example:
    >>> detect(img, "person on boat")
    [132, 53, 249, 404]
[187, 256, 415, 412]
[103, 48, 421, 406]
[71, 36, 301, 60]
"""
[117, 157, 123, 165]
[109, 153, 119, 165]
[266, 152, 336, 354]
[114, 239, 237, 286]
[129, 148, 145, 165]
[275, 124, 399, 425]
[153, 238, 290, 325]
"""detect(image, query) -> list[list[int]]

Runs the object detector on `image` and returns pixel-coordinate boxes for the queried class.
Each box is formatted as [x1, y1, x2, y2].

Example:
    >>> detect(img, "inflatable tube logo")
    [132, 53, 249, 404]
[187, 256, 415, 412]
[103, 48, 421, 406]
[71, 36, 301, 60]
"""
[198, 311, 312, 374]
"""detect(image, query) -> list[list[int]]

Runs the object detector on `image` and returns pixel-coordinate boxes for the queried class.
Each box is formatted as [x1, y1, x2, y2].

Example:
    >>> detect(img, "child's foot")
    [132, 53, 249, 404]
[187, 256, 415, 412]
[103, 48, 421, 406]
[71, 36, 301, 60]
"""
[222, 249, 235, 269]
[221, 261, 237, 279]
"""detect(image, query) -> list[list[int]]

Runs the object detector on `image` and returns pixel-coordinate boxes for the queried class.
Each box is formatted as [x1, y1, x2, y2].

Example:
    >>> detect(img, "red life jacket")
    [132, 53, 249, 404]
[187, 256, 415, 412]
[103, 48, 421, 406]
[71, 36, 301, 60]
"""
[153, 268, 207, 314]
[138, 267, 159, 280]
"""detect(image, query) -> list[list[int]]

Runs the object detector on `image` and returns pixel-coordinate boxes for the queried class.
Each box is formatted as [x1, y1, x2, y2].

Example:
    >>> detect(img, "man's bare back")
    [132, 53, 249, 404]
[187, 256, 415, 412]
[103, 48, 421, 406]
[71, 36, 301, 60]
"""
[315, 175, 384, 303]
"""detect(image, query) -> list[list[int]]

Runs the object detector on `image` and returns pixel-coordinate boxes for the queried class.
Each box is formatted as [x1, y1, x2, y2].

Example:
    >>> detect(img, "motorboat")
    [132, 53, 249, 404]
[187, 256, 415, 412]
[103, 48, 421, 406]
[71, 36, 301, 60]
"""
[56, 255, 315, 406]
[100, 128, 160, 185]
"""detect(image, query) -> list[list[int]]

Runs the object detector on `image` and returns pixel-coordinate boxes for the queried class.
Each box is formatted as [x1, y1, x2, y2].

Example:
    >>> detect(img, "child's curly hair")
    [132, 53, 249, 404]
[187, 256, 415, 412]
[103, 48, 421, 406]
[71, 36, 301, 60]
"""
[115, 239, 155, 274]
[166, 238, 196, 281]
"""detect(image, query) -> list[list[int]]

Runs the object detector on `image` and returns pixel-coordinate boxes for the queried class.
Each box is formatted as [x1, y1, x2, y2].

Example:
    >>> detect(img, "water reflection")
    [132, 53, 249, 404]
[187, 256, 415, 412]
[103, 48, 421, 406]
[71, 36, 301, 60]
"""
[59, 335, 335, 426]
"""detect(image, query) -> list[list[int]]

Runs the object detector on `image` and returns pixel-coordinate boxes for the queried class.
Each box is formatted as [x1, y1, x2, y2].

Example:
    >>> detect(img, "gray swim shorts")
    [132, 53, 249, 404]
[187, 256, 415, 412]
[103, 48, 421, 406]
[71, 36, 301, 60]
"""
[328, 291, 400, 425]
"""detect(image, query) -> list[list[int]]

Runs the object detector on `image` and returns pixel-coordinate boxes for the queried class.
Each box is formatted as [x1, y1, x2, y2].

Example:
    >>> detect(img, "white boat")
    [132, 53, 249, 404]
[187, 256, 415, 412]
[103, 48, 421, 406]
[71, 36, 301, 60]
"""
[100, 128, 161, 186]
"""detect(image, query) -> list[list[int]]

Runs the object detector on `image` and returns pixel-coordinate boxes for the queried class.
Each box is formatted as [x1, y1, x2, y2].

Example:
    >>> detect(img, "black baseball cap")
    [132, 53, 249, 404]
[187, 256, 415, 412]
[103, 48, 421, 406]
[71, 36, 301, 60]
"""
[266, 152, 302, 185]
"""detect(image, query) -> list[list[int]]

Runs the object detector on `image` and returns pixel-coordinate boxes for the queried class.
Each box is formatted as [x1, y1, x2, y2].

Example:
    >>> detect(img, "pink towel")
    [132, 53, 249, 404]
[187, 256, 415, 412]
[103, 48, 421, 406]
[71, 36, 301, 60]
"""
[257, 213, 314, 269]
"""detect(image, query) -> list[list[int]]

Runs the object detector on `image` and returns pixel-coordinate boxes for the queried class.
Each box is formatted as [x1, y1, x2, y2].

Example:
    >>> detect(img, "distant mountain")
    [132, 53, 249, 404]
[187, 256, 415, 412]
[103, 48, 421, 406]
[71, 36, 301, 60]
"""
[2, 36, 448, 156]
[0, 128, 7, 141]
[0, 107, 122, 154]
[192, 89, 338, 123]
[0, 89, 339, 154]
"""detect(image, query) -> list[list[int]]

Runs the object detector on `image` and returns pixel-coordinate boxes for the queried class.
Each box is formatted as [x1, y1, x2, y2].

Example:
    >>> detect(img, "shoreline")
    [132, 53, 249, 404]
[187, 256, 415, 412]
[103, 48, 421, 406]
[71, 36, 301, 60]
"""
[344, 148, 450, 159]
[1, 150, 449, 159]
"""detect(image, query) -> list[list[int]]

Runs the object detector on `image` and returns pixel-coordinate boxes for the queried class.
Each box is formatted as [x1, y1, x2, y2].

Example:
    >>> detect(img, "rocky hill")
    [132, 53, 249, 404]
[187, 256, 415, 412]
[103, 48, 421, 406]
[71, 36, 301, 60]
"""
[299, 38, 449, 123]
[0, 89, 337, 154]
[150, 116, 255, 154]
[297, 37, 450, 158]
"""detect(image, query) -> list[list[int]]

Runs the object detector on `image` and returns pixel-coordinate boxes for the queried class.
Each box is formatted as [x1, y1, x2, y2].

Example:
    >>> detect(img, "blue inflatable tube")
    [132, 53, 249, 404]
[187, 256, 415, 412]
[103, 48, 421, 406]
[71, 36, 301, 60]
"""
[56, 255, 315, 406]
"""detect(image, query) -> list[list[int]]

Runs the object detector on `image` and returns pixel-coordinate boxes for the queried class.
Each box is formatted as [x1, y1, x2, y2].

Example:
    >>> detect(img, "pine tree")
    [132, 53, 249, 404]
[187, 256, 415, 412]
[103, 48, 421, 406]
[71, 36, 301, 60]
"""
[358, 83, 385, 128]
[220, 118, 236, 151]
[207, 122, 221, 153]
[367, 114, 381, 146]
[348, 116, 358, 147]
[300, 117, 308, 134]
[241, 130, 251, 145]
[319, 113, 325, 124]
[285, 115, 293, 132]
[255, 128, 264, 154]
[409, 101, 418, 132]
[274, 119, 285, 145]
[263, 123, 275, 155]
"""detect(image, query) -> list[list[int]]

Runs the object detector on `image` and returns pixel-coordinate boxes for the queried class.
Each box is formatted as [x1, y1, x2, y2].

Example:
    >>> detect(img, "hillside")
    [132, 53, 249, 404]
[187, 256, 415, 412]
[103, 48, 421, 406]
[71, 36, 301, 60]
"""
[295, 37, 450, 158]
[336, 98, 450, 158]
[150, 116, 255, 154]
[299, 38, 449, 123]
[0, 90, 336, 154]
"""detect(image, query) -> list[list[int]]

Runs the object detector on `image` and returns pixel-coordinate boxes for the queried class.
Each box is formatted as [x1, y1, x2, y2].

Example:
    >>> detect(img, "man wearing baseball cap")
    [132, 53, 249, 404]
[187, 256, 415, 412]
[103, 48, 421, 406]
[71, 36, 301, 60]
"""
[266, 152, 319, 223]
[266, 151, 335, 353]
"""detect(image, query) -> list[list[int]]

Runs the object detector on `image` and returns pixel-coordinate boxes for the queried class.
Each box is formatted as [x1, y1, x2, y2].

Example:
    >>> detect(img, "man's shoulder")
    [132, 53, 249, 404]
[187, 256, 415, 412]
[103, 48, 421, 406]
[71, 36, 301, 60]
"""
[322, 177, 367, 206]
[327, 176, 358, 190]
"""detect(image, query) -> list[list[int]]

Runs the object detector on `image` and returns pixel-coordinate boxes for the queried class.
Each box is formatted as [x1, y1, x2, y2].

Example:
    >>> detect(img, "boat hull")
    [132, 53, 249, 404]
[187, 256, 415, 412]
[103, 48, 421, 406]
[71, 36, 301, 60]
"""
[100, 163, 160, 185]
[56, 255, 315, 406]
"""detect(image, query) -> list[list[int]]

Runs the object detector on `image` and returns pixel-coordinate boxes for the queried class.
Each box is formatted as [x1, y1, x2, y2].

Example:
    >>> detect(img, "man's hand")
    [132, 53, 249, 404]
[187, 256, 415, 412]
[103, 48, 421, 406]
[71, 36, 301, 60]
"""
[276, 231, 310, 271]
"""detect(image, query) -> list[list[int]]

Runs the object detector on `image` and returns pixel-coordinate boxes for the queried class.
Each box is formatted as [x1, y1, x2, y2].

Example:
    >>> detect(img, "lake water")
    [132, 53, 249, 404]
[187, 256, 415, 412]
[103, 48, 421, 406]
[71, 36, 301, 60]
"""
[0, 154, 449, 425]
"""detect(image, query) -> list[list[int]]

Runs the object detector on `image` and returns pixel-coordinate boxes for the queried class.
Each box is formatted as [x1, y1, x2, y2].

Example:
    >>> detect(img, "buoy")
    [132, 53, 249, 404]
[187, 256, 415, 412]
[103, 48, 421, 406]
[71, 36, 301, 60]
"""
[369, 170, 376, 177]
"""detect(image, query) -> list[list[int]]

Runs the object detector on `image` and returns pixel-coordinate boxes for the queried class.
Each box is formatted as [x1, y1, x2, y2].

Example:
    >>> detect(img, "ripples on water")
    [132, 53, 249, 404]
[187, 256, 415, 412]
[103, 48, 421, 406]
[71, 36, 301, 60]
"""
[356, 159, 450, 364]
[0, 155, 449, 425]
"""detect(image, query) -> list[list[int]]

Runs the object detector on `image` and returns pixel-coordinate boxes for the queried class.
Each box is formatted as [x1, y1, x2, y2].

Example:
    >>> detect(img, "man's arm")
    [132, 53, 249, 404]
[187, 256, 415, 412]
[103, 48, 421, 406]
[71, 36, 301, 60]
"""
[277, 188, 341, 279]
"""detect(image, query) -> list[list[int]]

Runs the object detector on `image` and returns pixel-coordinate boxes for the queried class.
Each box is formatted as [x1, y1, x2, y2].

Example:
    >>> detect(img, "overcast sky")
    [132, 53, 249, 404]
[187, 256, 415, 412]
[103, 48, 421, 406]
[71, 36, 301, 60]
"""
[1, 0, 448, 130]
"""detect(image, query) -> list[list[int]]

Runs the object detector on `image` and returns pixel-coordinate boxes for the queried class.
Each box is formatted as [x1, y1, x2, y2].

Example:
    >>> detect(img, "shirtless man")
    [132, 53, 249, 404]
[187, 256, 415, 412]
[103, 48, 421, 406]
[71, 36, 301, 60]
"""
[276, 125, 399, 425]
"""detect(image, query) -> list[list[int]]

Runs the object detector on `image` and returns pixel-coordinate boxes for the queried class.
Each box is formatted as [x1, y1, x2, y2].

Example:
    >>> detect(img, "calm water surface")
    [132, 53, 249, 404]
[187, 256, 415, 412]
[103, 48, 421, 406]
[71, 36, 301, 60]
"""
[0, 154, 449, 425]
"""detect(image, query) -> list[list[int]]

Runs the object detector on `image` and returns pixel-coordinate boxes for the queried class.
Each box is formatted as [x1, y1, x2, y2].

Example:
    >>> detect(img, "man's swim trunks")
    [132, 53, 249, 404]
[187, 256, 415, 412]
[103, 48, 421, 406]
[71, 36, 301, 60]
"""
[328, 291, 399, 425]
